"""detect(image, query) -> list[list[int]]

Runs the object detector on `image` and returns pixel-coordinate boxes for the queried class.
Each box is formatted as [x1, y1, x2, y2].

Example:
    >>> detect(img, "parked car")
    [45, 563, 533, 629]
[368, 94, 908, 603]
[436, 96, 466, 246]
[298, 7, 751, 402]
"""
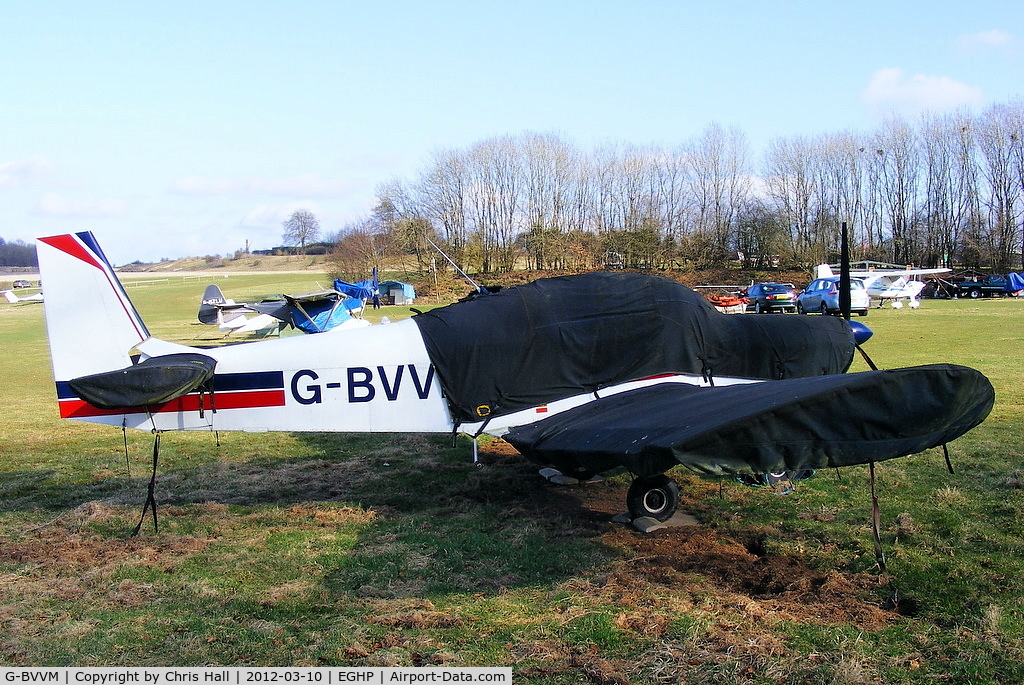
[796, 277, 870, 316]
[744, 282, 797, 313]
[954, 274, 1021, 299]
[12, 279, 32, 288]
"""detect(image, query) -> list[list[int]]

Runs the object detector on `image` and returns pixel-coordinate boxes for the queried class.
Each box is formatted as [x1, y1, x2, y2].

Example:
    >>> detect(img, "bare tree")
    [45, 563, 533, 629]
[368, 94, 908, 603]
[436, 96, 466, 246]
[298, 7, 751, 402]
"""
[873, 119, 921, 264]
[327, 218, 393, 282]
[816, 133, 865, 258]
[369, 100, 1024, 274]
[978, 103, 1024, 270]
[282, 209, 321, 255]
[521, 132, 583, 268]
[921, 111, 980, 267]
[763, 135, 820, 261]
[419, 148, 469, 266]
[735, 198, 788, 265]
[374, 178, 437, 271]
[652, 145, 692, 242]
[591, 142, 622, 235]
[465, 135, 521, 272]
[1010, 102, 1024, 269]
[686, 123, 751, 261]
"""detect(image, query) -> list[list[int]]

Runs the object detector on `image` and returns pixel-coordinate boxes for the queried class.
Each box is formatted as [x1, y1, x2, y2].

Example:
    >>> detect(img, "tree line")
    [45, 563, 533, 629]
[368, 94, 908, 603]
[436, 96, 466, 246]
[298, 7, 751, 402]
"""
[333, 100, 1024, 276]
[0, 238, 37, 267]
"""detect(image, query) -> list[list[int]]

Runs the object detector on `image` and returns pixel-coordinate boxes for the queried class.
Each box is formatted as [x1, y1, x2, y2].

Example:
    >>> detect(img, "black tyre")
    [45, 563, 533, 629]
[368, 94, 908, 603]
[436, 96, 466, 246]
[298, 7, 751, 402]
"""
[627, 475, 679, 522]
[820, 302, 830, 315]
[968, 288, 981, 299]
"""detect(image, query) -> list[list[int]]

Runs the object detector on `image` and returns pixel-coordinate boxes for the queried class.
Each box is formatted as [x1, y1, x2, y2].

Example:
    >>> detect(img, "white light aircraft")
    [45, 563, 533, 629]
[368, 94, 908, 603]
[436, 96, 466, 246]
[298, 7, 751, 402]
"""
[814, 264, 950, 309]
[198, 284, 280, 337]
[3, 289, 44, 303]
[198, 283, 369, 336]
[37, 233, 994, 529]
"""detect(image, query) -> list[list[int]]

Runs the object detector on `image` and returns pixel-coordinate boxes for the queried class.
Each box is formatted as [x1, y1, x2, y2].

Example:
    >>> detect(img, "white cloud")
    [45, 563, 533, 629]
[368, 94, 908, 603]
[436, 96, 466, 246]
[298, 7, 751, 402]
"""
[954, 30, 1015, 56]
[171, 173, 356, 198]
[0, 156, 55, 188]
[861, 68, 984, 118]
[34, 192, 128, 218]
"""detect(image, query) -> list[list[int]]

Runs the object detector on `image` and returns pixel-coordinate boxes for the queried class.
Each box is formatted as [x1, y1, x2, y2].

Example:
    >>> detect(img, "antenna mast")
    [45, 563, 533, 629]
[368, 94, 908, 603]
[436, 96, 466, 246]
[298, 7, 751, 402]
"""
[426, 238, 482, 292]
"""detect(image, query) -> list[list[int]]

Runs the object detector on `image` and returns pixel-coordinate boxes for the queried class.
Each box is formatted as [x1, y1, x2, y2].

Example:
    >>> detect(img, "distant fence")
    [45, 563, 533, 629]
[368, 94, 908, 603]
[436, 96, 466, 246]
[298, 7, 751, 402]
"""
[122, 278, 170, 288]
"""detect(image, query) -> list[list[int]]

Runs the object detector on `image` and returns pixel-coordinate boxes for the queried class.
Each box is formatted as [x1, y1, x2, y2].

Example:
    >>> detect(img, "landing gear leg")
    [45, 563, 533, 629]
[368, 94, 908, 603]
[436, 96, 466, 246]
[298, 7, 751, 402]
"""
[626, 474, 680, 522]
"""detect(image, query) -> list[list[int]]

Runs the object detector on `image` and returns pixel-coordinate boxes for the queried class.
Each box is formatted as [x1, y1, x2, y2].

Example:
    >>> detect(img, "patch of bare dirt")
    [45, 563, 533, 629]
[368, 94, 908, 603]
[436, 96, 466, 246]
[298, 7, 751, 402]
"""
[0, 503, 218, 584]
[0, 525, 213, 578]
[601, 526, 894, 631]
[477, 440, 897, 683]
[478, 439, 895, 634]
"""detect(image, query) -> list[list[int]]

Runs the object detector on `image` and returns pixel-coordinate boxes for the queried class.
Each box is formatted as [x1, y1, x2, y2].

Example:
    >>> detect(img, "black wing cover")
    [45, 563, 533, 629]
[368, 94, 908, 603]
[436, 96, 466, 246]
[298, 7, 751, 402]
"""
[504, 364, 994, 478]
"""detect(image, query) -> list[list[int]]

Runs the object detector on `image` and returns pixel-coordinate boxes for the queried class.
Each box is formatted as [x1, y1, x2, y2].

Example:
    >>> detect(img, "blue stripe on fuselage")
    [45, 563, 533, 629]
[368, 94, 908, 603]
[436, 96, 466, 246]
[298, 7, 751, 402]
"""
[56, 370, 285, 400]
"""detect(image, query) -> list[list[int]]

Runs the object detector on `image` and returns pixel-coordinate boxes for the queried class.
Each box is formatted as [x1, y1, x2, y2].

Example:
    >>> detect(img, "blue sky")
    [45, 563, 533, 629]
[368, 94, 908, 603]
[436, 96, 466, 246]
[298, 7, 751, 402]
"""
[1, 0, 1021, 264]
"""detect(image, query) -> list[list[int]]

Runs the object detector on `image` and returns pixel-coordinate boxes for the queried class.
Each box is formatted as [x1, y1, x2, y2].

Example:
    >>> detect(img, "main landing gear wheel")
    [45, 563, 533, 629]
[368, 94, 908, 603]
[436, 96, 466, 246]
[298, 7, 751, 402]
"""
[627, 474, 680, 522]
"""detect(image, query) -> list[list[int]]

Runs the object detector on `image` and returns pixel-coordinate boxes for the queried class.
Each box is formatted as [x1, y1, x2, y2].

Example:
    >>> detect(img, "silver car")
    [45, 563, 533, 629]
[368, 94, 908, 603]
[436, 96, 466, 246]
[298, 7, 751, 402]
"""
[796, 277, 870, 316]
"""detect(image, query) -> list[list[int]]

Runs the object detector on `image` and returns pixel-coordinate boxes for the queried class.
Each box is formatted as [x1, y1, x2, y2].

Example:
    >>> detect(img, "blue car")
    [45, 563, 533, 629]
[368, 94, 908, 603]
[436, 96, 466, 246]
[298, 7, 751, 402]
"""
[796, 277, 870, 316]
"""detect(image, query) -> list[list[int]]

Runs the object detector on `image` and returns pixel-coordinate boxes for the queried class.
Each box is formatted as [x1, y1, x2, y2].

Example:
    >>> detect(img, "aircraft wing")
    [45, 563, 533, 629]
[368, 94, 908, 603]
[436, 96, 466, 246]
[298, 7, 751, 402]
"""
[245, 299, 292, 321]
[503, 364, 993, 480]
[3, 289, 44, 303]
[850, 268, 950, 278]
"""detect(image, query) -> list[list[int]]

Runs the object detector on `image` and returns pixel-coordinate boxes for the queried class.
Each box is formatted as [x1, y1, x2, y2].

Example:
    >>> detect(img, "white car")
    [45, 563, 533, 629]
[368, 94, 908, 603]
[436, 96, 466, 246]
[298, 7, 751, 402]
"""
[796, 277, 870, 316]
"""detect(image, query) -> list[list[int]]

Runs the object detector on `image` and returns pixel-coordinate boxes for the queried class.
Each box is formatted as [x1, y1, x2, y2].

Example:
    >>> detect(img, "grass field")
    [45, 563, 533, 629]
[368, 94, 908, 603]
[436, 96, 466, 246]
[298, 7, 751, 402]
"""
[1, 274, 1023, 683]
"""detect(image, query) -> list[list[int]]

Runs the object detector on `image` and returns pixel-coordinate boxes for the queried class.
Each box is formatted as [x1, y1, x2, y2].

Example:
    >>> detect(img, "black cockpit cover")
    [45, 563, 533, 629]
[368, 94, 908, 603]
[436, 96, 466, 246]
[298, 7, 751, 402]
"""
[413, 272, 856, 423]
[68, 353, 217, 410]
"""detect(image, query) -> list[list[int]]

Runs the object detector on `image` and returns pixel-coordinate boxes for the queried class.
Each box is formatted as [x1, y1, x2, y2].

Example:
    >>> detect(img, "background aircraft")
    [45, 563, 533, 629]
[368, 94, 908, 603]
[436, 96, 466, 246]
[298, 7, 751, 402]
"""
[37, 232, 994, 531]
[197, 284, 280, 336]
[198, 283, 368, 336]
[815, 263, 950, 308]
[2, 288, 43, 303]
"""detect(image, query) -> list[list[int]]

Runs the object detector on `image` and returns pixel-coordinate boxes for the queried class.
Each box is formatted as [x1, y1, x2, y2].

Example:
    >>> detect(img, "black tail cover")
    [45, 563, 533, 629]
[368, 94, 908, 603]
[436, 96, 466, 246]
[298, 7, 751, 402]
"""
[68, 353, 217, 410]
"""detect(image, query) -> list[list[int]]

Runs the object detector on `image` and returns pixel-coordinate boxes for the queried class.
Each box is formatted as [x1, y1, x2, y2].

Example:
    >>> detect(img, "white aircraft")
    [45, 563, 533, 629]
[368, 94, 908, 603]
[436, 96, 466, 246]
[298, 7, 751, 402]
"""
[814, 264, 950, 309]
[3, 288, 44, 303]
[36, 233, 994, 528]
[198, 284, 281, 337]
[198, 283, 368, 337]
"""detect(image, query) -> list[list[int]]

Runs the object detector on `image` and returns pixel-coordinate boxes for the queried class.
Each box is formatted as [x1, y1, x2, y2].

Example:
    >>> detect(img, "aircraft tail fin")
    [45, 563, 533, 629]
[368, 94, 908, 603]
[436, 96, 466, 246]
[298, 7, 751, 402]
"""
[36, 232, 150, 382]
[814, 264, 835, 279]
[198, 283, 229, 325]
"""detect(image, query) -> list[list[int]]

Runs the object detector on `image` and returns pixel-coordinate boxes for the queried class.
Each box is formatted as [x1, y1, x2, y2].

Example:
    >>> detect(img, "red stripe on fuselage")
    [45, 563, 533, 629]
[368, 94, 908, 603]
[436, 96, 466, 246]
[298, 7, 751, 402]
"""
[58, 390, 287, 419]
[638, 373, 677, 382]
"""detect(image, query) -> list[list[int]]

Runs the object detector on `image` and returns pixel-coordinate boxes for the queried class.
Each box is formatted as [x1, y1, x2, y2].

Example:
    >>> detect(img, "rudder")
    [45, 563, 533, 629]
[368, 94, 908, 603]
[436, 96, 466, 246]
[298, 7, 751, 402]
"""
[37, 232, 149, 382]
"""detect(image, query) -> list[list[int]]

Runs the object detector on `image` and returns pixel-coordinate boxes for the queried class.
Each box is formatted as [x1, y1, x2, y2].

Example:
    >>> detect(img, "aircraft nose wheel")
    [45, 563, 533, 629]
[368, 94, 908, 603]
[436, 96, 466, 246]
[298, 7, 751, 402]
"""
[627, 474, 680, 522]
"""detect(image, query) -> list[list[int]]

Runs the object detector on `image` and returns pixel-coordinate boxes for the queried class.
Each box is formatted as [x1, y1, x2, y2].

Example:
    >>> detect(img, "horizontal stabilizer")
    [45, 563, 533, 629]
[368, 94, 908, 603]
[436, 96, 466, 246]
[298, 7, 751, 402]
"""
[504, 364, 994, 479]
[68, 353, 217, 410]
